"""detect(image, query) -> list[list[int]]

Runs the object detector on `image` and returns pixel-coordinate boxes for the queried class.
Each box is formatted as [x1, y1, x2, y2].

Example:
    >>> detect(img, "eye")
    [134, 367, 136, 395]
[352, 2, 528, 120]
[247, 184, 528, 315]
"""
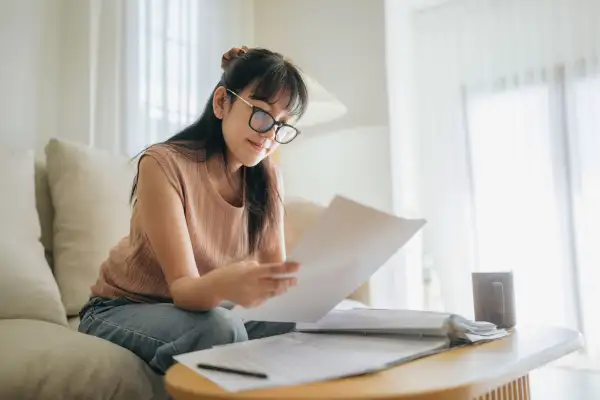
[275, 125, 299, 144]
[250, 109, 274, 133]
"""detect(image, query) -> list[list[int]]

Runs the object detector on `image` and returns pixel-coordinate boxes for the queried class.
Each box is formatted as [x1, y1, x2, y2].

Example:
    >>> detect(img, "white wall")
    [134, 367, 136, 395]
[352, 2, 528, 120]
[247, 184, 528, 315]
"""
[0, 0, 100, 152]
[254, 0, 393, 213]
[279, 126, 391, 210]
[0, 0, 60, 151]
[0, 0, 105, 152]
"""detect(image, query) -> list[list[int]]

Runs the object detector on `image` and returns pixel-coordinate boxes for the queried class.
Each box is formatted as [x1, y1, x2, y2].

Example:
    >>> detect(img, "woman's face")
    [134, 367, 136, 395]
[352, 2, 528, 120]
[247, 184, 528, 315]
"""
[215, 86, 292, 168]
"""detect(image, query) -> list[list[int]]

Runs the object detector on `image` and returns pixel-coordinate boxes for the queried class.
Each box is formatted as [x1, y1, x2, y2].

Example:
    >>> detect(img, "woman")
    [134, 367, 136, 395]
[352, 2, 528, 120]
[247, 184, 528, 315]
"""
[78, 46, 308, 374]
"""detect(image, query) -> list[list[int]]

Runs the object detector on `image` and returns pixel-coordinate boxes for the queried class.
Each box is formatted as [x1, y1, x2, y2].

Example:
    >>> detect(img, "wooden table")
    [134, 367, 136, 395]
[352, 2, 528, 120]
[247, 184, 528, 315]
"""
[165, 326, 582, 400]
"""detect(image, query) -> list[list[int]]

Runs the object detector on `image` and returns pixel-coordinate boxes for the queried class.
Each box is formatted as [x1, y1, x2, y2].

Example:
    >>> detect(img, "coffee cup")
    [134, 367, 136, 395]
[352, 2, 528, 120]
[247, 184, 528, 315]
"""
[472, 271, 516, 329]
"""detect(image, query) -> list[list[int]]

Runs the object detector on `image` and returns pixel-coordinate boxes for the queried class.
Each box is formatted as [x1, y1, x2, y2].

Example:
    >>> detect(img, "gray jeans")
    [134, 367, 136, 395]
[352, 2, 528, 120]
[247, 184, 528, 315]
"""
[78, 297, 295, 374]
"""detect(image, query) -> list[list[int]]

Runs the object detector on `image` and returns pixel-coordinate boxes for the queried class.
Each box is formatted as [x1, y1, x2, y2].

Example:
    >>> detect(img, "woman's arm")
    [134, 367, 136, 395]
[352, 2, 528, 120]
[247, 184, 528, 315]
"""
[136, 156, 221, 310]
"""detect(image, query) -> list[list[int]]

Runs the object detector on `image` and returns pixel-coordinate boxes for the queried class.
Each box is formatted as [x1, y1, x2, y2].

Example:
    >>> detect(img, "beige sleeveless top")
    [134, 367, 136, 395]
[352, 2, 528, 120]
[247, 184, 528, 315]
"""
[90, 143, 281, 302]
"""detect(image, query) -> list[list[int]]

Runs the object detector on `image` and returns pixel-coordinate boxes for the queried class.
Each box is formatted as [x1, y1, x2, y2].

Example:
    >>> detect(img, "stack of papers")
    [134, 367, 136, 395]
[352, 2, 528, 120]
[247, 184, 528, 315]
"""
[173, 331, 449, 392]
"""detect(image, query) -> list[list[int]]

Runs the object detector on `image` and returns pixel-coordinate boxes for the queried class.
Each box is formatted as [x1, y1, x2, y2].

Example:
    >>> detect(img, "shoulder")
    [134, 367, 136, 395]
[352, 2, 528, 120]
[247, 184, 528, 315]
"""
[137, 142, 201, 199]
[141, 142, 197, 166]
[140, 142, 203, 171]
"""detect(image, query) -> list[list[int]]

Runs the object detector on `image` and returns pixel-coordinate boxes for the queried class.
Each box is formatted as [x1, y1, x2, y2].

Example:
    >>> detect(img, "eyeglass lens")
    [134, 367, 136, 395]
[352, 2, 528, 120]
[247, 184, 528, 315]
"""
[250, 109, 297, 143]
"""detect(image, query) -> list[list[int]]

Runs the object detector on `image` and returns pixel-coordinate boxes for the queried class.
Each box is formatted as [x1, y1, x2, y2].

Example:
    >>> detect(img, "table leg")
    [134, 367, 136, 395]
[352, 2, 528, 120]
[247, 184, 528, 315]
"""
[474, 374, 531, 400]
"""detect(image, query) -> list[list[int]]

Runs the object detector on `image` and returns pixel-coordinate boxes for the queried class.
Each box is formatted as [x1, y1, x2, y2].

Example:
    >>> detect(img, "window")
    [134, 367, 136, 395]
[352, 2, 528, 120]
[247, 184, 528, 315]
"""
[464, 72, 600, 358]
[124, 0, 222, 156]
[466, 84, 575, 329]
[138, 0, 201, 130]
[569, 73, 600, 358]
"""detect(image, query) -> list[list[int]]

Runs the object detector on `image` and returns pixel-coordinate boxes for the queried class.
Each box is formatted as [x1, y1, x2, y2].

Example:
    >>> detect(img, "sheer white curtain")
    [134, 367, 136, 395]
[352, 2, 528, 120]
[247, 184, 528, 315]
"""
[122, 0, 254, 156]
[465, 80, 576, 330]
[411, 0, 600, 362]
[87, 0, 253, 156]
[568, 71, 600, 360]
[88, 0, 120, 152]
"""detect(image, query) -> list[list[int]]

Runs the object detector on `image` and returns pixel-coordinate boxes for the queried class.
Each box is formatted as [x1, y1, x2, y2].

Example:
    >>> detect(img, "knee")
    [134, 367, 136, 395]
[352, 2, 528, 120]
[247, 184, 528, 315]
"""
[188, 307, 248, 348]
[150, 307, 248, 374]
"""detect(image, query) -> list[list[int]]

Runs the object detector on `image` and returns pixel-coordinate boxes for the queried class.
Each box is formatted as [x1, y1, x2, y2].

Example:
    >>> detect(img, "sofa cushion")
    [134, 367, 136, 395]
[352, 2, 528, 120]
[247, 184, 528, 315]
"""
[34, 156, 55, 268]
[68, 316, 80, 331]
[45, 139, 136, 316]
[283, 197, 326, 252]
[0, 319, 166, 400]
[0, 148, 67, 326]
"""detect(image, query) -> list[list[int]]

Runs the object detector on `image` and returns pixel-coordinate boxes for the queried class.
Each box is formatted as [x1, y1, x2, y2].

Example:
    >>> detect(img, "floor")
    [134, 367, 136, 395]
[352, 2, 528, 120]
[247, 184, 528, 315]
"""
[530, 367, 600, 399]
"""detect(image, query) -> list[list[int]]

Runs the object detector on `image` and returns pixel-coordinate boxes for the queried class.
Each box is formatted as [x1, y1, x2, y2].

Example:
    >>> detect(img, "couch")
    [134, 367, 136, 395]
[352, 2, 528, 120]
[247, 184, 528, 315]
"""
[0, 138, 366, 400]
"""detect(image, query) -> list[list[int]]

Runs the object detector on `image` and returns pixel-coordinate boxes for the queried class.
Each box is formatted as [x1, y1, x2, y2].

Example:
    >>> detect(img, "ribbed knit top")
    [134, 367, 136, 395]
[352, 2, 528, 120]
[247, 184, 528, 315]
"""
[90, 143, 280, 302]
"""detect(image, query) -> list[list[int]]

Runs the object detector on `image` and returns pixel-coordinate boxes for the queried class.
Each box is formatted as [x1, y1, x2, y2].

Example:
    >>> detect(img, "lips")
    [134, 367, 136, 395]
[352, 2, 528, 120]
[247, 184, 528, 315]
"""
[248, 139, 269, 152]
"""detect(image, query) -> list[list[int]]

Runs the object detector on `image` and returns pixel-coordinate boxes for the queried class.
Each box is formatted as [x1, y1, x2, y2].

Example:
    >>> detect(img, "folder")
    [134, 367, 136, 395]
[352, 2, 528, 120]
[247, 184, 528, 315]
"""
[296, 308, 508, 344]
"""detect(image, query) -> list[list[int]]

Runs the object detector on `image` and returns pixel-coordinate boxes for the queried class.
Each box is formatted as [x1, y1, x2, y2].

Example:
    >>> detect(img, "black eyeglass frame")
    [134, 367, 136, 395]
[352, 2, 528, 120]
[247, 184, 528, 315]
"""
[226, 89, 301, 144]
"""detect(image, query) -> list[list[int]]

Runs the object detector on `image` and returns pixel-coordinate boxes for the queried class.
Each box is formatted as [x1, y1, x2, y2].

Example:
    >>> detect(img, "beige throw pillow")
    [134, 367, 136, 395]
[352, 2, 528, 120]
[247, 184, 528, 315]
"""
[0, 148, 67, 326]
[45, 139, 136, 316]
[283, 197, 326, 252]
[34, 157, 56, 269]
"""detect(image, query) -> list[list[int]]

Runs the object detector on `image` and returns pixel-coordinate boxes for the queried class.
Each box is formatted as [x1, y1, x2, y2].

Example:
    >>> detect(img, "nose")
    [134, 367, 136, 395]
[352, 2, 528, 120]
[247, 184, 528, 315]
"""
[263, 124, 278, 141]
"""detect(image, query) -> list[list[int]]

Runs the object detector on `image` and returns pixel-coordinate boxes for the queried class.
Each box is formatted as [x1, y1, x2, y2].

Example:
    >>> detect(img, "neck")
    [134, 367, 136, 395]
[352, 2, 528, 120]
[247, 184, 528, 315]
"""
[225, 149, 243, 174]
[207, 151, 242, 180]
[206, 151, 245, 207]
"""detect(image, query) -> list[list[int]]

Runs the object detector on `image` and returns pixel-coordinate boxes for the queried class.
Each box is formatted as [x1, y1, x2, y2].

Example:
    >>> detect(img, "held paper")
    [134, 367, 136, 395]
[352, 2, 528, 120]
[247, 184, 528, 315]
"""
[230, 195, 426, 323]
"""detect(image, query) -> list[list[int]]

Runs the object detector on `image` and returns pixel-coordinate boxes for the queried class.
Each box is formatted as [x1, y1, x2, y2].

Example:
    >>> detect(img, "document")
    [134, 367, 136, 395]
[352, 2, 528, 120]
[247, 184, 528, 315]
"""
[173, 331, 447, 392]
[230, 196, 426, 323]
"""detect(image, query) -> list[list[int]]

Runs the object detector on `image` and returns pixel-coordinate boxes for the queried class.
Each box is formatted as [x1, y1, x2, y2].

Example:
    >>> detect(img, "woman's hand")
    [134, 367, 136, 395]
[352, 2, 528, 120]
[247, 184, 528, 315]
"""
[206, 260, 300, 308]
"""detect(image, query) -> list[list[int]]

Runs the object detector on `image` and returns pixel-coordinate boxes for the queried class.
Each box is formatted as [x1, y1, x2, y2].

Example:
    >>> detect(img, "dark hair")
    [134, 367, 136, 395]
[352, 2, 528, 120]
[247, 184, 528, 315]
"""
[131, 48, 308, 254]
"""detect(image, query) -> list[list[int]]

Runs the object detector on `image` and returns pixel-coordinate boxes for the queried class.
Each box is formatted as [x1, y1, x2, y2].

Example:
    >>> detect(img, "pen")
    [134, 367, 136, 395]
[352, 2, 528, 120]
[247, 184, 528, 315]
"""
[196, 363, 269, 379]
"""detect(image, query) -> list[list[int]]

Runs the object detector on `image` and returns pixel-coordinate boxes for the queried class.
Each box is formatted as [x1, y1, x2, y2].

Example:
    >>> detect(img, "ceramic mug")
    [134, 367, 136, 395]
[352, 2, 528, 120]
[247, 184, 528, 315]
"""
[472, 271, 516, 329]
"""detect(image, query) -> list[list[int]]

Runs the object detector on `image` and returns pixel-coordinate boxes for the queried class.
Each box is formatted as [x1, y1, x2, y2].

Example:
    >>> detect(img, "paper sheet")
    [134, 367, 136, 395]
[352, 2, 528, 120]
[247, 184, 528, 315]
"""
[230, 196, 426, 322]
[173, 332, 447, 392]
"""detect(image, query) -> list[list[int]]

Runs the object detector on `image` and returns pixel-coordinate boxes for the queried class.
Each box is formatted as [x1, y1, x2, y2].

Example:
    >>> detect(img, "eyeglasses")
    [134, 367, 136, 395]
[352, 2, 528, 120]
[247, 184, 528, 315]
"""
[226, 89, 300, 144]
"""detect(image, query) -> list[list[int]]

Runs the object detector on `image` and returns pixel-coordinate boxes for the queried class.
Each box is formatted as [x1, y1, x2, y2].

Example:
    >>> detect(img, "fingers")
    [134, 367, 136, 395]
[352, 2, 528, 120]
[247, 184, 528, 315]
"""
[261, 277, 297, 297]
[253, 261, 300, 277]
[273, 278, 296, 296]
[235, 261, 299, 306]
[241, 259, 260, 267]
[265, 276, 298, 289]
[237, 277, 294, 308]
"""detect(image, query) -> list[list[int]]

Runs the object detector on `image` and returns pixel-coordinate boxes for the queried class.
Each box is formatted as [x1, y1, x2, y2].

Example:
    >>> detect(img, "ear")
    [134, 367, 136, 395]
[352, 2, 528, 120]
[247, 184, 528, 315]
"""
[213, 86, 229, 120]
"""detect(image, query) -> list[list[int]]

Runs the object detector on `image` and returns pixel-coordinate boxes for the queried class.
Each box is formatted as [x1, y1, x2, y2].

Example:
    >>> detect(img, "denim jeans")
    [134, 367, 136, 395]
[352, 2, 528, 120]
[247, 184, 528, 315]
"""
[78, 297, 295, 374]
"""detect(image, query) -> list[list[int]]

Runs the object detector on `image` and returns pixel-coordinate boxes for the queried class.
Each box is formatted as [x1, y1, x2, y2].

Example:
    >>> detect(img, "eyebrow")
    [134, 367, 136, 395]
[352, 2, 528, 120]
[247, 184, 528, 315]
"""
[230, 89, 292, 124]
[250, 96, 292, 123]
[249, 96, 273, 112]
